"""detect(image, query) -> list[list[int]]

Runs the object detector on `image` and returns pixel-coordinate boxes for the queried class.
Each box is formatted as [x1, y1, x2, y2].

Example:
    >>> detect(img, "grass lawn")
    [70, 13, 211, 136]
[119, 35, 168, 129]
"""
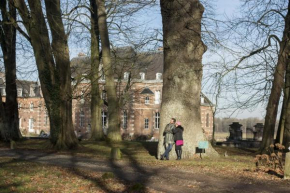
[0, 139, 289, 192]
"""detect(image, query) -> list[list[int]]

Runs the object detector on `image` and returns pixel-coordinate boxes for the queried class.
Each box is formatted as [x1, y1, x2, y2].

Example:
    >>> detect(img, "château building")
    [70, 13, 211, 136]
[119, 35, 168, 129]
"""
[0, 49, 214, 140]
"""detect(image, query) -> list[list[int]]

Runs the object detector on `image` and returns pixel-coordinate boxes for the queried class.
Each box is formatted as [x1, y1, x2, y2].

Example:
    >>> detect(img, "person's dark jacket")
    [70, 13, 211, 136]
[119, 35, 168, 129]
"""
[173, 125, 184, 141]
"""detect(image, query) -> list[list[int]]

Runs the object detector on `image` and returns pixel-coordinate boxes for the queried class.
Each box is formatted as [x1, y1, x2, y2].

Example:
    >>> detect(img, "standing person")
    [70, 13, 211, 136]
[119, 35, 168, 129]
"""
[173, 121, 184, 160]
[160, 118, 176, 160]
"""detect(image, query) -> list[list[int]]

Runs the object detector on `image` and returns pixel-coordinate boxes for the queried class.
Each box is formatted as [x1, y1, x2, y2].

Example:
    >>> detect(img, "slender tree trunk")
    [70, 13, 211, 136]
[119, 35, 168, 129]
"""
[0, 0, 21, 140]
[260, 1, 290, 152]
[0, 92, 9, 140]
[157, 0, 218, 159]
[282, 62, 290, 148]
[90, 0, 103, 140]
[13, 0, 78, 149]
[97, 0, 121, 142]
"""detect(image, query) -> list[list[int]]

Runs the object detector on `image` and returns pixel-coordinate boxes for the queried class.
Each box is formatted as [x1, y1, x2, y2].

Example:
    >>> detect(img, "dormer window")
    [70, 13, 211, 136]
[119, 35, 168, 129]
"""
[17, 88, 23, 97]
[145, 96, 150, 104]
[200, 95, 205, 104]
[156, 73, 162, 80]
[30, 86, 35, 97]
[124, 72, 129, 80]
[140, 72, 145, 80]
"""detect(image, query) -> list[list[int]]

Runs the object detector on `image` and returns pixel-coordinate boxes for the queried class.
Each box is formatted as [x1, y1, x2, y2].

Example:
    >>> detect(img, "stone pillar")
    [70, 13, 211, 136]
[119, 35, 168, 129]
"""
[285, 152, 290, 179]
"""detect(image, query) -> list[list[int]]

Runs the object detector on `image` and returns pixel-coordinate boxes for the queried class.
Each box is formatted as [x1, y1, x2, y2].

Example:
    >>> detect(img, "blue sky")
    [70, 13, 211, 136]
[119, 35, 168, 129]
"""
[14, 0, 266, 119]
[66, 0, 267, 119]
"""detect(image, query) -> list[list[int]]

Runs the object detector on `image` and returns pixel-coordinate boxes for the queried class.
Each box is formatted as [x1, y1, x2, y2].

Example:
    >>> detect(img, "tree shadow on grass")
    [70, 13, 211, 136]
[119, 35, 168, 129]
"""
[139, 141, 158, 158]
[67, 141, 162, 192]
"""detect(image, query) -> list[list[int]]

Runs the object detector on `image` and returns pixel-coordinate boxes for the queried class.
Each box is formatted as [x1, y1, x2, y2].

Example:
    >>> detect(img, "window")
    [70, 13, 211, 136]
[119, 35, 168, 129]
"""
[206, 113, 209, 127]
[155, 91, 160, 104]
[30, 103, 34, 111]
[101, 69, 105, 81]
[145, 118, 149, 129]
[124, 72, 129, 80]
[102, 111, 107, 128]
[29, 118, 34, 132]
[80, 111, 85, 127]
[19, 118, 22, 129]
[45, 110, 49, 126]
[145, 96, 149, 104]
[101, 90, 107, 100]
[155, 112, 160, 129]
[123, 111, 127, 129]
[17, 88, 23, 97]
[140, 72, 145, 80]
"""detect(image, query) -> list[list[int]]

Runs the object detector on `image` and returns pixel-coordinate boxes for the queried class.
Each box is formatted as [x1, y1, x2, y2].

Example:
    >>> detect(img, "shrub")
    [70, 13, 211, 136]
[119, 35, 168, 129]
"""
[254, 143, 285, 175]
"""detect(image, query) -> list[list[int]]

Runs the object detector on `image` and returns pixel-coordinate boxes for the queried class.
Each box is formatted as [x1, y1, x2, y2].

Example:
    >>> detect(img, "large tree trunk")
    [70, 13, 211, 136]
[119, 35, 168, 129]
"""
[0, 0, 21, 140]
[14, 0, 78, 149]
[97, 0, 121, 142]
[157, 0, 218, 159]
[90, 0, 103, 140]
[260, 1, 290, 152]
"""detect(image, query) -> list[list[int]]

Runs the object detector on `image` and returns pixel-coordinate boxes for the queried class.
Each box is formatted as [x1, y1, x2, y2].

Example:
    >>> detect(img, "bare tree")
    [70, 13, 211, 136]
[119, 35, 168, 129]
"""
[0, 0, 21, 141]
[12, 0, 78, 149]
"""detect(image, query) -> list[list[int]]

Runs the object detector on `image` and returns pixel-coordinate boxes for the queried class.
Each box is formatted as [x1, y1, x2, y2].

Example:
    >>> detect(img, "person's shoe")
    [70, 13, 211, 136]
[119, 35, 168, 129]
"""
[166, 156, 169, 160]
[160, 155, 165, 160]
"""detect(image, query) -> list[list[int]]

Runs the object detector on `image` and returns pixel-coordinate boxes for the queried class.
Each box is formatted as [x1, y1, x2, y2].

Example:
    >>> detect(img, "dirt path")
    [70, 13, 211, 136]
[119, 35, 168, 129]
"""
[0, 148, 289, 193]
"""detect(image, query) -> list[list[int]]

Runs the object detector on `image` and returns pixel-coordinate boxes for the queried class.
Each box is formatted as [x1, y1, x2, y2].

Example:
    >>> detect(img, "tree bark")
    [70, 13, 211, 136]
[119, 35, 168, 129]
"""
[282, 62, 290, 148]
[90, 0, 103, 140]
[97, 0, 121, 142]
[0, 0, 21, 140]
[157, 0, 218, 159]
[260, 1, 290, 152]
[13, 0, 78, 149]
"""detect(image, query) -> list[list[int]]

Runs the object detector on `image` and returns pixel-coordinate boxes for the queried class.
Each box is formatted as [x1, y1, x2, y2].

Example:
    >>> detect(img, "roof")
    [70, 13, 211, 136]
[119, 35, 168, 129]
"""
[70, 47, 163, 80]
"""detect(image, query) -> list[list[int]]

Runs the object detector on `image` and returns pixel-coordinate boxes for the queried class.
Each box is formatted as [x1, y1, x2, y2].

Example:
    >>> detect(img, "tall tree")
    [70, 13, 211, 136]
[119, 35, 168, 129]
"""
[260, 0, 290, 152]
[157, 0, 218, 159]
[13, 0, 78, 149]
[0, 0, 21, 140]
[97, 0, 121, 142]
[90, 0, 103, 140]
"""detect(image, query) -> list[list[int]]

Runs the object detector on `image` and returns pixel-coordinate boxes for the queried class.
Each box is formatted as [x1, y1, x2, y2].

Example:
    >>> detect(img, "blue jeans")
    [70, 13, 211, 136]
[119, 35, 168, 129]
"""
[163, 143, 173, 158]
